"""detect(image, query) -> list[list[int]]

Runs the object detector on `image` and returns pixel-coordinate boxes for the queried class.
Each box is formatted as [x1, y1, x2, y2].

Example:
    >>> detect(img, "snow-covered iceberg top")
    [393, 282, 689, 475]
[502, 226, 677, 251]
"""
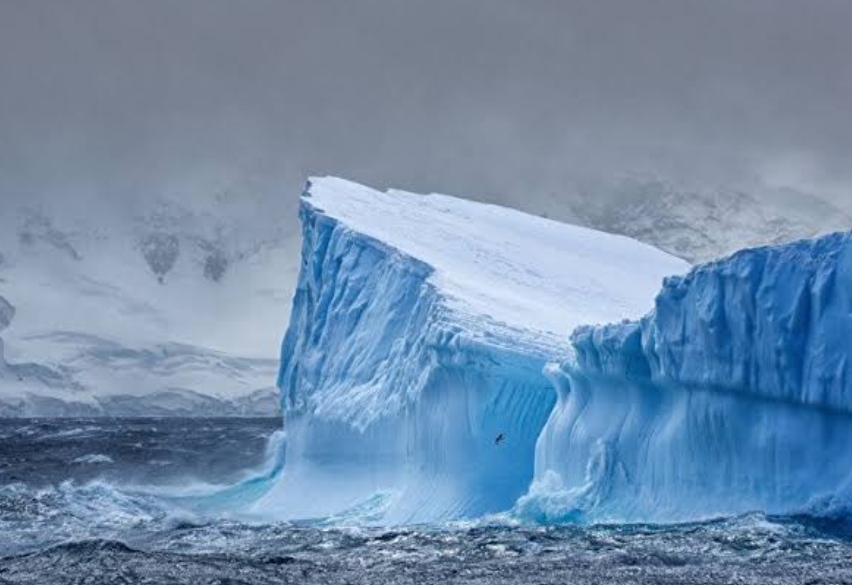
[300, 176, 687, 353]
[262, 177, 686, 523]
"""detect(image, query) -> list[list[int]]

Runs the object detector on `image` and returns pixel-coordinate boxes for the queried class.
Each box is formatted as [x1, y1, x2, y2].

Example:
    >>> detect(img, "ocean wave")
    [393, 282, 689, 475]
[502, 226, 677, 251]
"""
[72, 454, 114, 465]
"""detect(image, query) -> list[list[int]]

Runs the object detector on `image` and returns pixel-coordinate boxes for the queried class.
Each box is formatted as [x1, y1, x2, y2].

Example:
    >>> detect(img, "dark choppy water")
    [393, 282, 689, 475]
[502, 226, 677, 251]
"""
[1, 418, 851, 585]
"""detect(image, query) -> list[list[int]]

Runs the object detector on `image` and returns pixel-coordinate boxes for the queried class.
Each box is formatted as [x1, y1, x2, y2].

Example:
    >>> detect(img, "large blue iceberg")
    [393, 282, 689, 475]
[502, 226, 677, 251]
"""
[255, 177, 685, 523]
[257, 177, 852, 526]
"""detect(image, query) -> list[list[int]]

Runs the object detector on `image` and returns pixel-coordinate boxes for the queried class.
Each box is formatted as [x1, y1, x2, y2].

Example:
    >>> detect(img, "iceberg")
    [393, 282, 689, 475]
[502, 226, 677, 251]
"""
[525, 232, 852, 523]
[257, 177, 687, 523]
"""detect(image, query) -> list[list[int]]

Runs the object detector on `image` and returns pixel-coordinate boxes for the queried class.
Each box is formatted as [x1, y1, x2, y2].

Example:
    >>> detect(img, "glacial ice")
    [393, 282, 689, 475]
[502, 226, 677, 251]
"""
[525, 231, 852, 523]
[257, 177, 687, 523]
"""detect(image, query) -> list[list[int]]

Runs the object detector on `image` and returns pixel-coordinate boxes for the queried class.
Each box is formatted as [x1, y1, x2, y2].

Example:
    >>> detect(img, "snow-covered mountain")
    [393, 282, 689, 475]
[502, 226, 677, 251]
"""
[0, 190, 299, 416]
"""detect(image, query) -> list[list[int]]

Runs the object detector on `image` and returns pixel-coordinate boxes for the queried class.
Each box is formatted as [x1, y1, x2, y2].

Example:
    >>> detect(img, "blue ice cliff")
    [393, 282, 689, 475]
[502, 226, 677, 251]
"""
[255, 177, 686, 523]
[524, 231, 852, 524]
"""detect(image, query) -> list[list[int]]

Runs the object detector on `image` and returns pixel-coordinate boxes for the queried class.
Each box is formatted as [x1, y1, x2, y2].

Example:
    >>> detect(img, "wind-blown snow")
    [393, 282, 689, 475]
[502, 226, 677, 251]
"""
[522, 231, 852, 524]
[257, 177, 686, 523]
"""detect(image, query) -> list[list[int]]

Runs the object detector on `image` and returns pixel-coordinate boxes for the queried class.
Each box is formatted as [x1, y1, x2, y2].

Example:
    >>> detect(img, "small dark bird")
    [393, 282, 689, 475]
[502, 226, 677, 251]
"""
[495, 433, 505, 446]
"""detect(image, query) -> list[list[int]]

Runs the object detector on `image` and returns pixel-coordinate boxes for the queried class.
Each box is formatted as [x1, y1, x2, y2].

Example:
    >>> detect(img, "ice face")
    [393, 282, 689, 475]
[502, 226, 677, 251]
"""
[257, 177, 686, 523]
[525, 232, 852, 523]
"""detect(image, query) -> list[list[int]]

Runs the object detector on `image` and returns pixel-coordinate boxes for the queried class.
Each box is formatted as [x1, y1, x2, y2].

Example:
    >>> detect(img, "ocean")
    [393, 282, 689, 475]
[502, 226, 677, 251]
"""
[0, 418, 849, 584]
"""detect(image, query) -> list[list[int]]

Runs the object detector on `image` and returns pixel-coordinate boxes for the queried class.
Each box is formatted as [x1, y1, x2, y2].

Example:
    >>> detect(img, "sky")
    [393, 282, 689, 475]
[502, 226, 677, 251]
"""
[1, 0, 851, 215]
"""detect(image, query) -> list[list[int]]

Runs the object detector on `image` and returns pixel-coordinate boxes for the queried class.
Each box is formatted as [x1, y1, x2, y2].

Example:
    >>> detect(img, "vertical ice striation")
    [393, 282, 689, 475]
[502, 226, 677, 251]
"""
[258, 177, 686, 523]
[525, 232, 852, 524]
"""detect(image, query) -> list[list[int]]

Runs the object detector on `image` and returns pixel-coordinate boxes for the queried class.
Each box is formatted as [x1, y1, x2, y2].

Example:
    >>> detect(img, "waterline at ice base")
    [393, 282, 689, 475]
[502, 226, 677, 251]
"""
[249, 176, 852, 527]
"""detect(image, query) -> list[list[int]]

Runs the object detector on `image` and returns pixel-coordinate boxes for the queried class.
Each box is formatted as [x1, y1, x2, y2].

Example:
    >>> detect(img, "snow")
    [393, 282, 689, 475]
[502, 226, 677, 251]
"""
[255, 177, 686, 523]
[523, 230, 852, 523]
[300, 177, 688, 351]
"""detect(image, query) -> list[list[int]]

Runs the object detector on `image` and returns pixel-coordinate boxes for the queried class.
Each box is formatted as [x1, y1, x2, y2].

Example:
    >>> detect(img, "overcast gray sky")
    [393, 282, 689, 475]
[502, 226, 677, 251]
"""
[1, 0, 851, 213]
